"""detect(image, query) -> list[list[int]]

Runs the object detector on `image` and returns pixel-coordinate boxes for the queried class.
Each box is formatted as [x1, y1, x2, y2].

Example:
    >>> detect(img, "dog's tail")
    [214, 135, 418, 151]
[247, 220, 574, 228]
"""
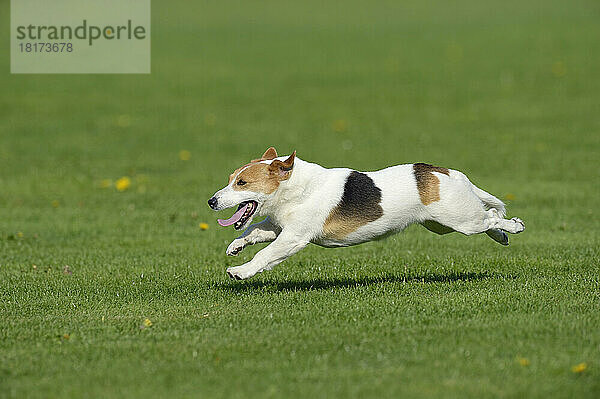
[472, 186, 506, 217]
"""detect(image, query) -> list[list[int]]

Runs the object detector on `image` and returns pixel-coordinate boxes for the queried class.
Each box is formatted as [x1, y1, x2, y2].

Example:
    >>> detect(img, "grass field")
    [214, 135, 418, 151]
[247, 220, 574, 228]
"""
[1, 0, 599, 397]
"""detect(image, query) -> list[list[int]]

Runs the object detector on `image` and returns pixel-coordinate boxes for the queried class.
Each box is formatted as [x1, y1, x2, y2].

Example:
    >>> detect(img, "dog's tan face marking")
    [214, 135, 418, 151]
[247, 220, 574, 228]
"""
[227, 147, 280, 184]
[233, 163, 280, 194]
[323, 171, 383, 240]
[229, 163, 253, 184]
[230, 150, 295, 195]
[413, 163, 449, 205]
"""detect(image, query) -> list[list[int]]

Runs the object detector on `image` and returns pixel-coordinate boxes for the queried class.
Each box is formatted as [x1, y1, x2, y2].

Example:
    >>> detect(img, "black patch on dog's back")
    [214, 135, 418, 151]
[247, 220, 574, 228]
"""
[335, 171, 383, 221]
[322, 171, 384, 239]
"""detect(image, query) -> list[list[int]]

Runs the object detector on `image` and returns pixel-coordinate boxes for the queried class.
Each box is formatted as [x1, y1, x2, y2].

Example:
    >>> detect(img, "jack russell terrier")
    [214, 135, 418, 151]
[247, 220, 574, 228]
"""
[208, 147, 524, 280]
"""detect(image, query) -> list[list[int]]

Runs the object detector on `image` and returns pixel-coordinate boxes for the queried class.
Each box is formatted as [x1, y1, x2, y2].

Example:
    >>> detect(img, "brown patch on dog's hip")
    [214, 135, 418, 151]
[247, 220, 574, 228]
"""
[323, 171, 383, 240]
[413, 163, 449, 205]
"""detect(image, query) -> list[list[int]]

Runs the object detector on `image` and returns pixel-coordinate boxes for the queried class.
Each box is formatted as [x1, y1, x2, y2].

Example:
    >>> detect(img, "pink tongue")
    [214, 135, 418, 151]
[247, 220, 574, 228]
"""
[218, 204, 249, 227]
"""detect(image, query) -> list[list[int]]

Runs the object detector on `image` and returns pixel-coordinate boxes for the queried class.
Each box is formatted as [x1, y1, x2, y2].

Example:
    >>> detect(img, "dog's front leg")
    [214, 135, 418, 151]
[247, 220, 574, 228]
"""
[226, 217, 281, 256]
[226, 229, 309, 280]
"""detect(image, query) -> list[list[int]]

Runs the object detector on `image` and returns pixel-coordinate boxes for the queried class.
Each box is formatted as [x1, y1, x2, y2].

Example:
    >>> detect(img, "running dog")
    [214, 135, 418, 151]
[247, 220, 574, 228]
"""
[208, 147, 524, 280]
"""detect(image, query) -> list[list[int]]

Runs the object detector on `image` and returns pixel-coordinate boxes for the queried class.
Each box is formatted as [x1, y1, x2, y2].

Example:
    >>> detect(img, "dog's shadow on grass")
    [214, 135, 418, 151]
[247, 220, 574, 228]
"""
[218, 270, 508, 293]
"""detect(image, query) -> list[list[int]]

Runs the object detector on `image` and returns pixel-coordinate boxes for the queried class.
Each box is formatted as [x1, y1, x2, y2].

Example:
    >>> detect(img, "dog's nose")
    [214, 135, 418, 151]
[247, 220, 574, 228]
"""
[208, 197, 218, 209]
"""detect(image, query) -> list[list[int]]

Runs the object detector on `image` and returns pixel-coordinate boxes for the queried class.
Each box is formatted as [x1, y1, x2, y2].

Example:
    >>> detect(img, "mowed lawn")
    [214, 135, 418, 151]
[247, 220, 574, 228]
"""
[1, 0, 599, 398]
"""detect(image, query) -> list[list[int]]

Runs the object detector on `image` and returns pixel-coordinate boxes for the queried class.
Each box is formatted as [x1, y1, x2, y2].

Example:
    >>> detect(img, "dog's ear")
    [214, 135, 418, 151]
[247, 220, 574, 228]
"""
[268, 151, 296, 179]
[251, 147, 278, 163]
[261, 147, 278, 160]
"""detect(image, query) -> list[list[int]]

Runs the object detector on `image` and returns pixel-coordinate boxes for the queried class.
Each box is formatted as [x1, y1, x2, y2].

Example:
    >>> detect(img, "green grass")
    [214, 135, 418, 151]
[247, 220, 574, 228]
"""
[1, 0, 599, 397]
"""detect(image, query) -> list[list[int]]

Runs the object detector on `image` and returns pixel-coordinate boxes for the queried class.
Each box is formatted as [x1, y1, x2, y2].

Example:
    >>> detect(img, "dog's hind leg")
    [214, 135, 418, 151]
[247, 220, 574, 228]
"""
[226, 217, 281, 256]
[424, 172, 524, 244]
[421, 220, 510, 245]
[425, 187, 523, 244]
[430, 207, 524, 243]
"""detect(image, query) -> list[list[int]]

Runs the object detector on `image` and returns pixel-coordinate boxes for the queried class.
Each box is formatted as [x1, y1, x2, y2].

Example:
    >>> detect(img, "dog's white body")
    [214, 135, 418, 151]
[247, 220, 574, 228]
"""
[209, 149, 524, 280]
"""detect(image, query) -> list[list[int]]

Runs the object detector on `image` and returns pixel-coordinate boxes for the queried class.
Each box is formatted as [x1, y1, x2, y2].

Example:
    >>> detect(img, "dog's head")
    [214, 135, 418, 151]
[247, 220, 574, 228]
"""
[208, 147, 296, 230]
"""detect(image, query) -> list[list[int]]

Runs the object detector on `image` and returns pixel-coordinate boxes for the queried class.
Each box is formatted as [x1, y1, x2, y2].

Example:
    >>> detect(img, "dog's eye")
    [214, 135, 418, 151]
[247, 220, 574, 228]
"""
[237, 179, 247, 186]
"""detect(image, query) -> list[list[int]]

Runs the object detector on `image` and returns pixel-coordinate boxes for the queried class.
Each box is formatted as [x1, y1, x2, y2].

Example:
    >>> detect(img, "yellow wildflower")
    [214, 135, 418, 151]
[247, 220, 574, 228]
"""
[517, 357, 530, 367]
[572, 363, 587, 373]
[179, 150, 191, 161]
[199, 222, 209, 230]
[51, 200, 60, 208]
[115, 177, 131, 191]
[332, 119, 347, 133]
[140, 318, 153, 329]
[16, 232, 24, 238]
[504, 193, 515, 201]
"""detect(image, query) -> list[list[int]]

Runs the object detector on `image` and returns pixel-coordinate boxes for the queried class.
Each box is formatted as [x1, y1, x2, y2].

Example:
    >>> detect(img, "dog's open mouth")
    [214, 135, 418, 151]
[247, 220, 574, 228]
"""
[217, 201, 258, 230]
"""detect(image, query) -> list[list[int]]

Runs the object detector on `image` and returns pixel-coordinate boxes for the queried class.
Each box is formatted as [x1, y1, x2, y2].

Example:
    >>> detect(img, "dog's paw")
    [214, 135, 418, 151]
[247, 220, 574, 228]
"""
[226, 265, 256, 280]
[226, 239, 246, 256]
[511, 217, 525, 233]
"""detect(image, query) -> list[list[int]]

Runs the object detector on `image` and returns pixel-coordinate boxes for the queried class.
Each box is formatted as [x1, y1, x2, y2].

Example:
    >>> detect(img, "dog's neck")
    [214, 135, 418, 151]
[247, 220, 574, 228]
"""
[259, 157, 324, 223]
